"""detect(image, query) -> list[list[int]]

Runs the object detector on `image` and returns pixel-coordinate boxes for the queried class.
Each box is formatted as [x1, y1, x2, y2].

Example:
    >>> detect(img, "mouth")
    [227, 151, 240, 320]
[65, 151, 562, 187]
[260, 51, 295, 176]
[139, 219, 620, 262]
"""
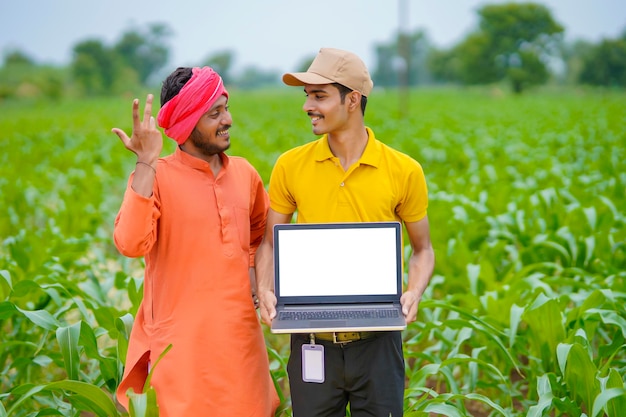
[308, 113, 323, 124]
[217, 127, 230, 137]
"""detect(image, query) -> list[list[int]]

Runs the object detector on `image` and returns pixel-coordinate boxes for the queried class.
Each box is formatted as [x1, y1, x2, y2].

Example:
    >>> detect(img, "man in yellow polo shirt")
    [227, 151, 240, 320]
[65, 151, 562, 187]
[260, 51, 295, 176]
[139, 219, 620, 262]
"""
[256, 48, 435, 416]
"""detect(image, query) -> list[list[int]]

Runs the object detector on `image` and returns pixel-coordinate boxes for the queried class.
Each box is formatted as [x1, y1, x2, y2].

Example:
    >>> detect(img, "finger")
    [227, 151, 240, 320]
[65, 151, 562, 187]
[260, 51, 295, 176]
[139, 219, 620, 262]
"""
[131, 98, 141, 130]
[260, 308, 270, 325]
[407, 301, 418, 323]
[143, 94, 154, 125]
[401, 293, 416, 316]
[261, 303, 275, 325]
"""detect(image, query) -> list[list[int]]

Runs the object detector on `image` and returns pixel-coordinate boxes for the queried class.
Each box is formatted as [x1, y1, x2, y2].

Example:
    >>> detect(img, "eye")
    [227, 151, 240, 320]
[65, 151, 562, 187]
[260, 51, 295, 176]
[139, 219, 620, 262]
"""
[209, 106, 228, 119]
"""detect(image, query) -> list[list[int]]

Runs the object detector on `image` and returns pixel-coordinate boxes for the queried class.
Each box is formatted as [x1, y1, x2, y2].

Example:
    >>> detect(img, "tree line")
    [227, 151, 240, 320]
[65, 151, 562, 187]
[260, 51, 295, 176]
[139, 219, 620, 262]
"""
[1, 2, 625, 101]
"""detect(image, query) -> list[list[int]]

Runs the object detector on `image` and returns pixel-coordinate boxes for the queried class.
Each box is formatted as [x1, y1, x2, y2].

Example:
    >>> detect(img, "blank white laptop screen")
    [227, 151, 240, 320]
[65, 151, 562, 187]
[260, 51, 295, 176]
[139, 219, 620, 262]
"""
[276, 225, 399, 297]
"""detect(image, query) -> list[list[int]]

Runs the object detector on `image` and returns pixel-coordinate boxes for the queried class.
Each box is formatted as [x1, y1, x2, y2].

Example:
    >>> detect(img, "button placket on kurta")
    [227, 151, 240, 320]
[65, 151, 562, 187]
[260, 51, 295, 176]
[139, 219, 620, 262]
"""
[213, 177, 235, 258]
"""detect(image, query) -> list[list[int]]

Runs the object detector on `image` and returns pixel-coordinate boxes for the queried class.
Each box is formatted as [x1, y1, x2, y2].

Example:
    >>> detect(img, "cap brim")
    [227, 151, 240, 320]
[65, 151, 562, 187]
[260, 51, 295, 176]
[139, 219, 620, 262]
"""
[282, 72, 335, 87]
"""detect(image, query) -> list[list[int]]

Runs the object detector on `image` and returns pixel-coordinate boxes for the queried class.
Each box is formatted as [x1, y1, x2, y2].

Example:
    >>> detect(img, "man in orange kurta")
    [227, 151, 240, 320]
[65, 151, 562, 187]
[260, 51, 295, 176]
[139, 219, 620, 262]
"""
[111, 67, 279, 416]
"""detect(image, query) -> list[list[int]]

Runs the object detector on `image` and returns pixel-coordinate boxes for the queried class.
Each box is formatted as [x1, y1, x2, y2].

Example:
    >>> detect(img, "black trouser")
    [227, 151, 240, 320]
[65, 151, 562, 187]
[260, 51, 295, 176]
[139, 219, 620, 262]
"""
[287, 332, 405, 417]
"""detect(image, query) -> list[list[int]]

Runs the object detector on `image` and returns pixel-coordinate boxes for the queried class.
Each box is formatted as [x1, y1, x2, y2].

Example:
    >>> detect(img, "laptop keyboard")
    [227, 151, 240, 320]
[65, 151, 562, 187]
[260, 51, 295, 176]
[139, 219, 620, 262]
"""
[279, 308, 400, 320]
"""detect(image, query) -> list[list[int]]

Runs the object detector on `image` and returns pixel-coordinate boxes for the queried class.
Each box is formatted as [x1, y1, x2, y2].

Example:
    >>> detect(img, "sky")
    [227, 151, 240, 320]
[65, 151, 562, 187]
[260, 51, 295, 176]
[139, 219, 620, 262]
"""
[1, 0, 625, 75]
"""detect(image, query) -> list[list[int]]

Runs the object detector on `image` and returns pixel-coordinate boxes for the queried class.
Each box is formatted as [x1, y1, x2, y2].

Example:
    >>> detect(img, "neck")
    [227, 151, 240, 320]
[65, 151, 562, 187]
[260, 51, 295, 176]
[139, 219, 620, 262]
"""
[180, 144, 223, 176]
[327, 125, 369, 170]
[206, 153, 223, 177]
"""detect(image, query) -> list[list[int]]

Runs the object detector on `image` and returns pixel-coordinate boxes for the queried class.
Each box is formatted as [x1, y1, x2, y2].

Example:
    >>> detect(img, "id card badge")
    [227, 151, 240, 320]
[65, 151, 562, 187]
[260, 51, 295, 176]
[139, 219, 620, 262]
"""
[302, 343, 325, 383]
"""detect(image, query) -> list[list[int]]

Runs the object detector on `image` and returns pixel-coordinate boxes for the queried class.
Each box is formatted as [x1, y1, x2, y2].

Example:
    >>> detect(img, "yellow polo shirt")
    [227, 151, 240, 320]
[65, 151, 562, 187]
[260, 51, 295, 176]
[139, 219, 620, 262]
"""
[269, 127, 428, 224]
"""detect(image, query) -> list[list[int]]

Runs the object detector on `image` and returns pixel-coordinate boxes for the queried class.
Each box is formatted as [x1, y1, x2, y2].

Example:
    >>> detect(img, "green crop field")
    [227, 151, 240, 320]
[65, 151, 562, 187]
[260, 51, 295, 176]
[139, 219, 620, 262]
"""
[1, 87, 625, 416]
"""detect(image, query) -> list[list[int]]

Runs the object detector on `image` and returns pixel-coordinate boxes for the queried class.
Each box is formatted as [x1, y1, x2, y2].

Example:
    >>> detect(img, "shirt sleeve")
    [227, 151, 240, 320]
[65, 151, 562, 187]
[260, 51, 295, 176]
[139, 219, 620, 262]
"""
[113, 173, 161, 258]
[268, 154, 297, 215]
[396, 160, 428, 223]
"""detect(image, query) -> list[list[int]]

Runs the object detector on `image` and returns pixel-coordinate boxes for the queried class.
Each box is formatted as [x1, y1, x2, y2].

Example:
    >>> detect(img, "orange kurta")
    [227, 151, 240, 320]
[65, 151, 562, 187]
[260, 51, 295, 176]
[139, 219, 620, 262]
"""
[114, 147, 279, 416]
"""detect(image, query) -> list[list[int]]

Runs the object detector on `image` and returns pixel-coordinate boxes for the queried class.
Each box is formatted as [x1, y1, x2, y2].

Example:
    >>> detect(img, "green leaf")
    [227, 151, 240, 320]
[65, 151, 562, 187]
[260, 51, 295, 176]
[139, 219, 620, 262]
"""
[0, 301, 17, 319]
[0, 269, 12, 300]
[56, 323, 81, 380]
[523, 294, 566, 367]
[11, 279, 43, 297]
[116, 313, 134, 339]
[606, 368, 625, 389]
[592, 387, 626, 417]
[604, 369, 626, 417]
[556, 343, 572, 376]
[421, 299, 522, 374]
[122, 345, 172, 417]
[78, 320, 102, 360]
[143, 344, 172, 392]
[439, 355, 508, 397]
[527, 374, 555, 417]
[509, 304, 524, 348]
[16, 307, 61, 331]
[423, 403, 464, 417]
[464, 392, 509, 416]
[583, 206, 597, 231]
[532, 240, 571, 265]
[128, 387, 160, 417]
[564, 343, 601, 412]
[587, 308, 626, 339]
[449, 327, 473, 358]
[466, 263, 480, 296]
[583, 236, 596, 267]
[45, 380, 119, 417]
[5, 384, 46, 415]
[116, 313, 134, 363]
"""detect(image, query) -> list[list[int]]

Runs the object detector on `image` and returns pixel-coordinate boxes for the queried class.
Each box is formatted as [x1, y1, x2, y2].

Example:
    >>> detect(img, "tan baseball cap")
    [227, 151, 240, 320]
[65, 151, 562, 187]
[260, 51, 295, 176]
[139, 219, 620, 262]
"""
[283, 48, 374, 96]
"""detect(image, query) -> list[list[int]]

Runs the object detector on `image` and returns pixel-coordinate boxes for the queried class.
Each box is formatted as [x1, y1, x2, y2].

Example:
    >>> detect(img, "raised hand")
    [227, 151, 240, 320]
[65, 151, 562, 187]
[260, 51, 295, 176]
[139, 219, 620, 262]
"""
[112, 94, 163, 165]
[112, 94, 162, 196]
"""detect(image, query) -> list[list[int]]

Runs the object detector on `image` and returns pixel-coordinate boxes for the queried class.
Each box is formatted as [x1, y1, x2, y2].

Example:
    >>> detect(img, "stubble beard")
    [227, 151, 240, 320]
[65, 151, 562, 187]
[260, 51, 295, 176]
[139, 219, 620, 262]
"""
[190, 130, 230, 156]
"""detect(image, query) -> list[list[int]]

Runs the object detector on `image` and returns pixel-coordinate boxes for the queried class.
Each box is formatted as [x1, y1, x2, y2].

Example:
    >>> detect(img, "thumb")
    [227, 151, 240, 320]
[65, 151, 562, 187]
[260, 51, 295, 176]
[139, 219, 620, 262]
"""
[111, 128, 131, 147]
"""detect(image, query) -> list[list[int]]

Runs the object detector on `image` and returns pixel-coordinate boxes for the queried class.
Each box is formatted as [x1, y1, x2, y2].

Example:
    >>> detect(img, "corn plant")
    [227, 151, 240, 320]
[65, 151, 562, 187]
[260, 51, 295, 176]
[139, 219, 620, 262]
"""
[1, 88, 625, 416]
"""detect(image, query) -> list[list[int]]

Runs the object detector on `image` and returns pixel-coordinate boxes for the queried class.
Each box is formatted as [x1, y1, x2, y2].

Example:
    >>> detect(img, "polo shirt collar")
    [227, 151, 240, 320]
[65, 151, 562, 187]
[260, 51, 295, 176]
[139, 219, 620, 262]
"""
[314, 127, 381, 168]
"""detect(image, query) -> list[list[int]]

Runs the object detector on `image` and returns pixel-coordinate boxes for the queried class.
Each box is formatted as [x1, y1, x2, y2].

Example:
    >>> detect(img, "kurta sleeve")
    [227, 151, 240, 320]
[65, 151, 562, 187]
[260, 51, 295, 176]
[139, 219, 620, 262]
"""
[248, 171, 269, 267]
[114, 173, 162, 258]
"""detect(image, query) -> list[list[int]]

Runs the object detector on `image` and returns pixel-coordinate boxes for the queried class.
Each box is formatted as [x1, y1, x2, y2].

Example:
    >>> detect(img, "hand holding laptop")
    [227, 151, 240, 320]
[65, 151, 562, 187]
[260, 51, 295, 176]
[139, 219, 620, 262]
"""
[400, 289, 421, 323]
[258, 289, 277, 326]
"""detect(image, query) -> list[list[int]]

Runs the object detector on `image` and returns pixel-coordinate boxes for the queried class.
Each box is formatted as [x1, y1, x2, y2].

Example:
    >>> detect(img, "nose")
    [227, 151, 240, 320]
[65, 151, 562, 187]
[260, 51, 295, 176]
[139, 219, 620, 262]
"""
[302, 96, 314, 113]
[222, 109, 233, 125]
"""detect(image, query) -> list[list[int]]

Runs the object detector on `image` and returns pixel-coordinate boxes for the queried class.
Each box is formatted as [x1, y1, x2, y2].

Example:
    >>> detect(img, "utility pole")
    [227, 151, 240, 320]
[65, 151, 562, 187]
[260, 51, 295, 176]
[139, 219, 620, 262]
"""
[398, 0, 410, 118]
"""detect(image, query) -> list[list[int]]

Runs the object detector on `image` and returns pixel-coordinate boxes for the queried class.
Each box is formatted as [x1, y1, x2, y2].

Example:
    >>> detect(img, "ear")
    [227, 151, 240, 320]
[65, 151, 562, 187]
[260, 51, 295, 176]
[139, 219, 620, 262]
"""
[347, 91, 362, 112]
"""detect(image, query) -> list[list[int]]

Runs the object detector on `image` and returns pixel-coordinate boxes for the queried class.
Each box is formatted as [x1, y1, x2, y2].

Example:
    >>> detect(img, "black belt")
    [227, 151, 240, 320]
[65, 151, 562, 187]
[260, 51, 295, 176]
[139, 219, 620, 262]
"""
[314, 332, 376, 344]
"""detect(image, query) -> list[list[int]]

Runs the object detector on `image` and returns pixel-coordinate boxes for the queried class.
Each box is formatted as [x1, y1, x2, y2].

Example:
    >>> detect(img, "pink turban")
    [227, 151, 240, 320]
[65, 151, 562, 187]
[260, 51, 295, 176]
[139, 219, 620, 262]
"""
[157, 67, 229, 145]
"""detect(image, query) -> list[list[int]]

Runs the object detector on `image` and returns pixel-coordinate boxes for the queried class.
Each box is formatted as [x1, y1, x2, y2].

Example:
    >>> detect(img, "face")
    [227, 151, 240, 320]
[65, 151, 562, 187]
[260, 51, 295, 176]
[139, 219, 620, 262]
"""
[302, 84, 350, 135]
[187, 95, 232, 156]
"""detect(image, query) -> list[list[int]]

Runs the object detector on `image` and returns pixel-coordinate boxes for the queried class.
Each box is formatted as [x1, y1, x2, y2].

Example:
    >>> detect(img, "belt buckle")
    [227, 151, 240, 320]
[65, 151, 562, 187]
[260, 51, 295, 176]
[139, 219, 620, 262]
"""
[332, 332, 358, 344]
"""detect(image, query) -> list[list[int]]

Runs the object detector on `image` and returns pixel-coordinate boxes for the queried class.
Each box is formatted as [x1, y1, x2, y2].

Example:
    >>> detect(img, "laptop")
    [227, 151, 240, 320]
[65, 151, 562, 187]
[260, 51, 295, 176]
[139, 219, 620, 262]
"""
[270, 221, 407, 334]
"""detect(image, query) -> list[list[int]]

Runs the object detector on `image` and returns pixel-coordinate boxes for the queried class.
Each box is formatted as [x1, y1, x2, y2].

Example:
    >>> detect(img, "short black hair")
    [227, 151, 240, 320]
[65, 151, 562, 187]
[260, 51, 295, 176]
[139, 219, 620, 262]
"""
[160, 67, 193, 106]
[332, 83, 367, 115]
